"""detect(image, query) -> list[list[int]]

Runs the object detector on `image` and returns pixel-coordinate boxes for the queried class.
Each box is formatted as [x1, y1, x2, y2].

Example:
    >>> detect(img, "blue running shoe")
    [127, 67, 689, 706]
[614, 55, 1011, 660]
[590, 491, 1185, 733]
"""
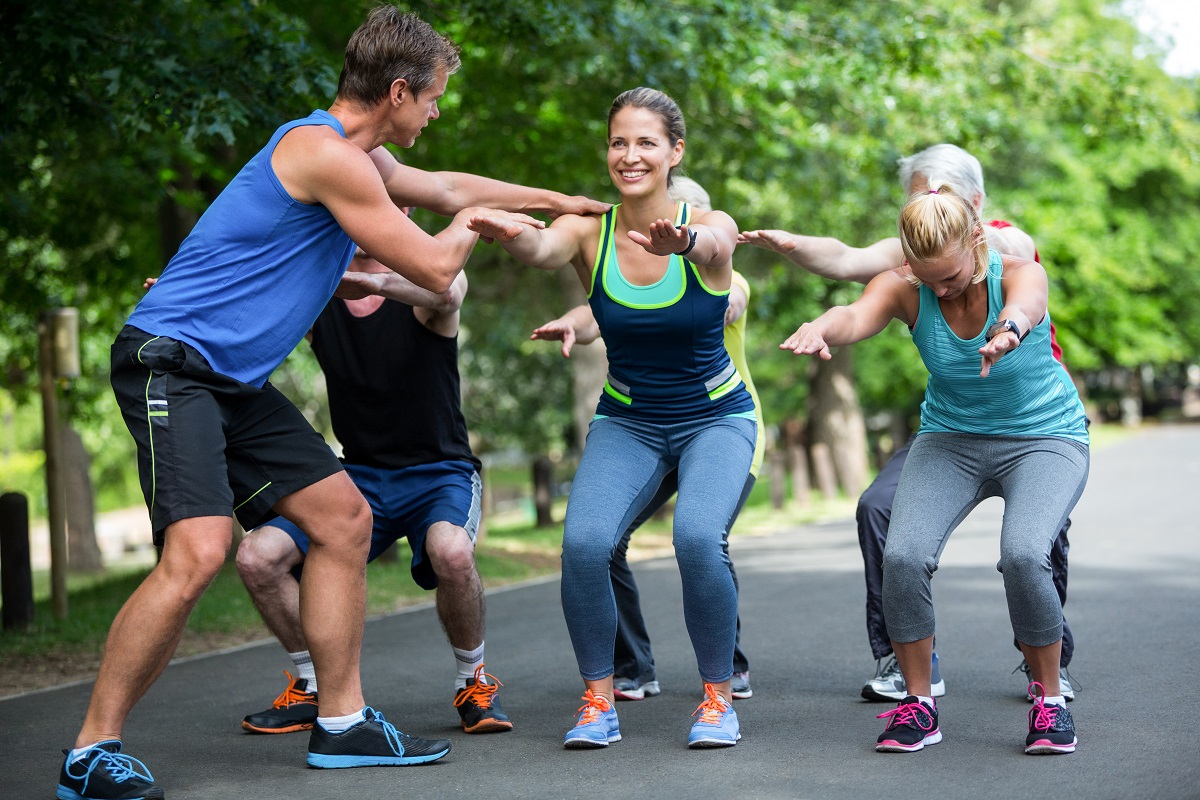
[564, 691, 621, 748]
[57, 740, 163, 800]
[687, 684, 740, 748]
[307, 707, 451, 768]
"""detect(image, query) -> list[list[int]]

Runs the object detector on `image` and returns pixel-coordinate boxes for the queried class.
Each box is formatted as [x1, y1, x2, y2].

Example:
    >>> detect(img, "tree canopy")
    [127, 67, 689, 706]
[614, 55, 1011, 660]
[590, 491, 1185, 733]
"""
[2, 0, 1197, 468]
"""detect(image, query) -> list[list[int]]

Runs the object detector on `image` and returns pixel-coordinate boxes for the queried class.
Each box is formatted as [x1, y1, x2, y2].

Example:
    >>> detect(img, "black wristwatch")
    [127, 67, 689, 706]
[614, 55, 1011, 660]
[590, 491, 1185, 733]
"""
[985, 318, 1026, 344]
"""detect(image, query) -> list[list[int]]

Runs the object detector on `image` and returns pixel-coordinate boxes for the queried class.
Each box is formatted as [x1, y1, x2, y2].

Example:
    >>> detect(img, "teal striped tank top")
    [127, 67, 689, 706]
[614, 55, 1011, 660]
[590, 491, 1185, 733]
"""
[912, 250, 1088, 443]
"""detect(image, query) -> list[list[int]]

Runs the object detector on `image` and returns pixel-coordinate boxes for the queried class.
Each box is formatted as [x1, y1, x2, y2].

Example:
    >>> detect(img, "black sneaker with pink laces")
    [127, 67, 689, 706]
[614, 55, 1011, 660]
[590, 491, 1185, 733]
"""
[1025, 681, 1077, 754]
[876, 696, 942, 752]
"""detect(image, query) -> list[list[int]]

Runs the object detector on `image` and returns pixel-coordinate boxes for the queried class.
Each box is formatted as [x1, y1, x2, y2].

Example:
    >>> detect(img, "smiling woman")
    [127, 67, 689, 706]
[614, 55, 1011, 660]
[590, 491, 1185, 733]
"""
[469, 86, 757, 751]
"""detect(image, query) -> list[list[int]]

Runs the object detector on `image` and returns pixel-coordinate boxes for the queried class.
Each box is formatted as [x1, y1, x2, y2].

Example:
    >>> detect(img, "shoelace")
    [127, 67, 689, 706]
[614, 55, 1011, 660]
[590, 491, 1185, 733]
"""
[453, 663, 504, 710]
[362, 707, 409, 755]
[1027, 681, 1059, 731]
[66, 746, 155, 792]
[692, 683, 729, 726]
[272, 670, 315, 709]
[877, 655, 902, 680]
[877, 701, 933, 731]
[573, 690, 611, 726]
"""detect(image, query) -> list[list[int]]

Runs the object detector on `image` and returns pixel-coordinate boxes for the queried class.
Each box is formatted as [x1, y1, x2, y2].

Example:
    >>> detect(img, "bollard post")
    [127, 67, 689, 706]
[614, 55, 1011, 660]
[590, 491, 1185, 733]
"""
[0, 492, 36, 630]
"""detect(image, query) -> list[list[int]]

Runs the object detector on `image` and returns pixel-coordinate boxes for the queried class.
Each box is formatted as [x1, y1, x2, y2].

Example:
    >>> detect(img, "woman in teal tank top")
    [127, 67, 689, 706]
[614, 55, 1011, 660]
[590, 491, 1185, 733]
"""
[470, 88, 755, 751]
[781, 184, 1088, 757]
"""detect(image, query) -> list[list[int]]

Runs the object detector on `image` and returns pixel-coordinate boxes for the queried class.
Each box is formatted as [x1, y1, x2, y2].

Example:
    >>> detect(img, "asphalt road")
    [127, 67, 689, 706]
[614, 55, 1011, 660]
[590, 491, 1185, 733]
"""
[2, 424, 1197, 799]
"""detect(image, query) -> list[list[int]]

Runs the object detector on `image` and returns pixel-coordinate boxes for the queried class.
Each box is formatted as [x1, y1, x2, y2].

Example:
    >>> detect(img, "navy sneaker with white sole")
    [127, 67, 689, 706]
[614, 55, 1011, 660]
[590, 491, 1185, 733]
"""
[306, 707, 451, 768]
[56, 740, 163, 800]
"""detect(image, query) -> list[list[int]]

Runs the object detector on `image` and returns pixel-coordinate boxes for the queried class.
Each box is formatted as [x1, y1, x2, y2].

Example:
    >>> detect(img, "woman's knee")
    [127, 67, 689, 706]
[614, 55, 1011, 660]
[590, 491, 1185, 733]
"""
[999, 548, 1050, 582]
[882, 547, 930, 586]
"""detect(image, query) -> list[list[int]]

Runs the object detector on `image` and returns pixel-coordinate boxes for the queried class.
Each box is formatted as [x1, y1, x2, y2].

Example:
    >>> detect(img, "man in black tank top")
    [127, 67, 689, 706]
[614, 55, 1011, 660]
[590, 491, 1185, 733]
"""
[236, 247, 512, 736]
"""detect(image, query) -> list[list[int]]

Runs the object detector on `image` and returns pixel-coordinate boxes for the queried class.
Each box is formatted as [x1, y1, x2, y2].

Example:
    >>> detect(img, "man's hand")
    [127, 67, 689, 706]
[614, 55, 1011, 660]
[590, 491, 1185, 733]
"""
[335, 271, 386, 300]
[530, 318, 578, 358]
[780, 322, 833, 360]
[467, 210, 541, 243]
[143, 277, 158, 291]
[551, 195, 612, 218]
[738, 229, 797, 254]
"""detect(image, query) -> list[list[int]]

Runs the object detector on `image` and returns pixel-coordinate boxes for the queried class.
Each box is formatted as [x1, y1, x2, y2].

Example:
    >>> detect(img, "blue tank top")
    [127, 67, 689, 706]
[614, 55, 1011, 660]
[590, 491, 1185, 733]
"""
[912, 249, 1088, 443]
[587, 203, 754, 422]
[128, 110, 356, 387]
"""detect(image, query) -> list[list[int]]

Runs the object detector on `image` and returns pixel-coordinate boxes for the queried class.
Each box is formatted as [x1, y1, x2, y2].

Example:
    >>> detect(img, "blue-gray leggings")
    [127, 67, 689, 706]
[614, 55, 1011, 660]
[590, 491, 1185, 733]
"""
[882, 433, 1089, 648]
[562, 415, 756, 682]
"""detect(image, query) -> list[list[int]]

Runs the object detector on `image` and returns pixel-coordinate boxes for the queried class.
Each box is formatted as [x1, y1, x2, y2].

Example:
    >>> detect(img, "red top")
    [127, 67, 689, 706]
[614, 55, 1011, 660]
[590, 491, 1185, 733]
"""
[987, 219, 1064, 366]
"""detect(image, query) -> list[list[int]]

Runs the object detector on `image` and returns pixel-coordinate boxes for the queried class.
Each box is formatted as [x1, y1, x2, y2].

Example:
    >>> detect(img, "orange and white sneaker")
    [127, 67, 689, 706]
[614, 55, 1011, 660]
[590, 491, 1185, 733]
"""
[688, 683, 740, 748]
[241, 671, 318, 734]
[564, 690, 621, 748]
[453, 664, 513, 733]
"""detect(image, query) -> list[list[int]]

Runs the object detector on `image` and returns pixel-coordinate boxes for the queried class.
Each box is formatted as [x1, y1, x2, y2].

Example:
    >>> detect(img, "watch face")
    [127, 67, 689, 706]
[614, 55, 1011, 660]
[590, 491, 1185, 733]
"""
[987, 320, 1015, 340]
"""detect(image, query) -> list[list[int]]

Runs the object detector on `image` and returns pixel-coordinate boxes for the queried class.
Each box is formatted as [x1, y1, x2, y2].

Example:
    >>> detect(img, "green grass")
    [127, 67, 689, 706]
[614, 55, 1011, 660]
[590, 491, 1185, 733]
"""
[0, 519, 570, 668]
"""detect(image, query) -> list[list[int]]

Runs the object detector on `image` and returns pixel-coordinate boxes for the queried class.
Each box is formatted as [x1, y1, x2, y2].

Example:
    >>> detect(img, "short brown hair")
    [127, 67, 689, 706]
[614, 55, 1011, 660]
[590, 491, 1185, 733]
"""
[337, 6, 461, 107]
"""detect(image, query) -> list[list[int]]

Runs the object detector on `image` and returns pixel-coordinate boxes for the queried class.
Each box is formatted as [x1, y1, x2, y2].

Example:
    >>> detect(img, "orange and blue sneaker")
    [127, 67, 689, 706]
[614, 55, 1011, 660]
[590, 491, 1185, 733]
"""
[1025, 681, 1077, 754]
[56, 740, 163, 799]
[687, 683, 740, 748]
[563, 690, 621, 748]
[241, 670, 318, 734]
[453, 664, 513, 733]
[876, 696, 941, 752]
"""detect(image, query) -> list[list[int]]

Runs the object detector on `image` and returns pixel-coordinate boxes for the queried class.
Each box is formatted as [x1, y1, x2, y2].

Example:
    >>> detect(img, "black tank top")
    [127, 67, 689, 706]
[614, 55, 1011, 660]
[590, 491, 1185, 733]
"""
[310, 299, 479, 471]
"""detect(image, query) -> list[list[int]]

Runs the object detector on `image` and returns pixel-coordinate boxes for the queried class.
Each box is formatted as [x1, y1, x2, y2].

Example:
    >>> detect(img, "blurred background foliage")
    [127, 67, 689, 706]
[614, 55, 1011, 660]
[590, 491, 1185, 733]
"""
[1, 0, 1197, 513]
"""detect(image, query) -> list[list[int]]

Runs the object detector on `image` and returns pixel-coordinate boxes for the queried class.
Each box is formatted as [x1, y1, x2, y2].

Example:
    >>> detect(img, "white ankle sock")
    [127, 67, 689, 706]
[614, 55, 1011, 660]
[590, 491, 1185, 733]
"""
[1042, 695, 1066, 706]
[289, 650, 317, 692]
[916, 695, 935, 707]
[69, 744, 104, 763]
[453, 642, 485, 690]
[317, 708, 366, 734]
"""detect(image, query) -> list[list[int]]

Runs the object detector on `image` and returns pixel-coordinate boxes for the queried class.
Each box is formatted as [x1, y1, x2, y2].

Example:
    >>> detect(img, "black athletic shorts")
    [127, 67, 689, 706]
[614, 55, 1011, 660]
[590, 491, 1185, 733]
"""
[110, 325, 343, 545]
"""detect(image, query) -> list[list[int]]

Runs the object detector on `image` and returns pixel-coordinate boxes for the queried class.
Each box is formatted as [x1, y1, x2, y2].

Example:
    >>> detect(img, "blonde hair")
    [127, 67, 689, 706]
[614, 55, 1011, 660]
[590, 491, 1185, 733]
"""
[667, 176, 710, 211]
[898, 182, 988, 287]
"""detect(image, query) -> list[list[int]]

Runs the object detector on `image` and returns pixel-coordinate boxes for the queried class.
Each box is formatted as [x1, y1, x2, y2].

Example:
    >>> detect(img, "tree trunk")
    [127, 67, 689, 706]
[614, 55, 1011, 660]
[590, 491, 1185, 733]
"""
[807, 349, 870, 498]
[58, 423, 104, 573]
[532, 456, 554, 527]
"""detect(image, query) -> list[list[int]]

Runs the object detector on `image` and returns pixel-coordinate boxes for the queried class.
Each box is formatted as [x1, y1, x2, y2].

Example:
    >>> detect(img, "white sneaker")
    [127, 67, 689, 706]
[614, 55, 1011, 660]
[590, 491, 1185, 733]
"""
[1014, 660, 1076, 701]
[861, 653, 946, 701]
[613, 676, 661, 701]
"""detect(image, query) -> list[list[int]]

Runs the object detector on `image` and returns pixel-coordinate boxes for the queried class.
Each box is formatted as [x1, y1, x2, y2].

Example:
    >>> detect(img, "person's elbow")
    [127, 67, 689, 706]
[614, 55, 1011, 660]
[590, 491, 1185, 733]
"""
[438, 274, 468, 313]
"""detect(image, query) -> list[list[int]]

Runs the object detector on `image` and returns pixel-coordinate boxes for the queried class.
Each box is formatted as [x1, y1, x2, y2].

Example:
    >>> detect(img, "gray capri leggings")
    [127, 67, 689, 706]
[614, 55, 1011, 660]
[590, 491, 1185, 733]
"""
[882, 432, 1089, 648]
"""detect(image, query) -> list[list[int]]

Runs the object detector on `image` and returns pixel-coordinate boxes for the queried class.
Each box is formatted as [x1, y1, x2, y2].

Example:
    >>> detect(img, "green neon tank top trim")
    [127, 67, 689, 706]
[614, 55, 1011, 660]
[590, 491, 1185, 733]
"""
[588, 202, 729, 307]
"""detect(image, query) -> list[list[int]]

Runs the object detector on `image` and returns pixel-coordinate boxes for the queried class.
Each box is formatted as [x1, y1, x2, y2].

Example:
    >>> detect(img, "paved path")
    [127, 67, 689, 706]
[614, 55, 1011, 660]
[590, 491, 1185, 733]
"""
[3, 425, 1198, 799]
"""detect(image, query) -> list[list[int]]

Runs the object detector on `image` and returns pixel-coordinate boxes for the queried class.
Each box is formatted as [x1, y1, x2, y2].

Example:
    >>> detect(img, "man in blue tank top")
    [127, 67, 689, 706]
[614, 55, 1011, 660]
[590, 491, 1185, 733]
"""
[58, 8, 608, 799]
[740, 143, 1078, 705]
